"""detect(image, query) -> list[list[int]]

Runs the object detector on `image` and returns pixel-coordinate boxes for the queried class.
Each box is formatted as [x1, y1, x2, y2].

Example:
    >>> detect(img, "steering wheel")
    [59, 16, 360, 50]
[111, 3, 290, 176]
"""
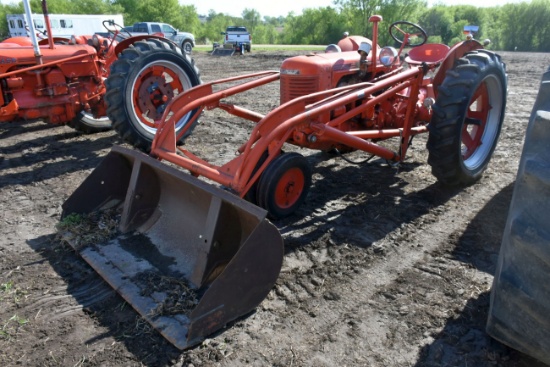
[389, 21, 428, 47]
[102, 20, 132, 39]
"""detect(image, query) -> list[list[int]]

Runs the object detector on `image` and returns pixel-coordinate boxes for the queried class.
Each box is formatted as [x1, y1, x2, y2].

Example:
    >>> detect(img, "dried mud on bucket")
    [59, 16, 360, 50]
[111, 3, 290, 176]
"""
[56, 208, 199, 319]
[134, 271, 199, 317]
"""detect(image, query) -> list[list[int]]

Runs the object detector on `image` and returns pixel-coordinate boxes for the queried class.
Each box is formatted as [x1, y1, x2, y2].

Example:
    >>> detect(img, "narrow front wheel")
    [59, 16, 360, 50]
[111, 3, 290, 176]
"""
[256, 153, 312, 219]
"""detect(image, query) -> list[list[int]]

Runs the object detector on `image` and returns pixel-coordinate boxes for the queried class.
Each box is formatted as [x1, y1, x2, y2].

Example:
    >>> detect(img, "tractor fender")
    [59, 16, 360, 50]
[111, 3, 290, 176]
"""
[114, 35, 179, 56]
[432, 39, 484, 93]
[1, 36, 33, 46]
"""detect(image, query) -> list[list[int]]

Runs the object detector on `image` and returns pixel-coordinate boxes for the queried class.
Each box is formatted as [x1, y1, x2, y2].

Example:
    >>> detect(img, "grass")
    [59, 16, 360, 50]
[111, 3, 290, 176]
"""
[1, 314, 28, 341]
[57, 213, 84, 227]
[0, 281, 26, 303]
[0, 281, 29, 341]
[194, 44, 326, 52]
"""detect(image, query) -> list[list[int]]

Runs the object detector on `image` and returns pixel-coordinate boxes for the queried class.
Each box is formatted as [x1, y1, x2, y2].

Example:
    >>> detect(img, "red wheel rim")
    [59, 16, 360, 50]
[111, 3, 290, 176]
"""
[133, 64, 184, 128]
[274, 168, 305, 209]
[461, 82, 491, 160]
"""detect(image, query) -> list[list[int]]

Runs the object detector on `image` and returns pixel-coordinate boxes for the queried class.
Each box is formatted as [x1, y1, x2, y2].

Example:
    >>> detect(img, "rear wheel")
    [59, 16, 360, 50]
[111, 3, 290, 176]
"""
[427, 50, 507, 185]
[105, 39, 202, 152]
[67, 112, 111, 134]
[256, 153, 312, 219]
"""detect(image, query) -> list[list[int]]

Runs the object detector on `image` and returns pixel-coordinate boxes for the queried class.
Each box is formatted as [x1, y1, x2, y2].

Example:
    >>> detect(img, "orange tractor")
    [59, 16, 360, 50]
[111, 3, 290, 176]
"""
[0, 0, 200, 133]
[62, 16, 507, 349]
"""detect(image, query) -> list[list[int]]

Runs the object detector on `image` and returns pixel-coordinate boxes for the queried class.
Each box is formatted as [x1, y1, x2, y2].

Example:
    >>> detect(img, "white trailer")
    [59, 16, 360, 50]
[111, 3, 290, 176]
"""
[7, 13, 124, 38]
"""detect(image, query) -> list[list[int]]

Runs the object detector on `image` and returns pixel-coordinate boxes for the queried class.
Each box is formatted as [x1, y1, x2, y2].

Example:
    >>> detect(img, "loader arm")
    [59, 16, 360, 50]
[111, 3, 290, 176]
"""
[151, 64, 431, 196]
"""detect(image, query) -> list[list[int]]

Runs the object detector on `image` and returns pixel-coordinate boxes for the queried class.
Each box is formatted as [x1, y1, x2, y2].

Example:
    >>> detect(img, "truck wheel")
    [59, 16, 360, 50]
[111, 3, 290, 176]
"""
[427, 50, 507, 186]
[105, 39, 201, 152]
[67, 112, 112, 134]
[182, 40, 193, 54]
[256, 152, 312, 219]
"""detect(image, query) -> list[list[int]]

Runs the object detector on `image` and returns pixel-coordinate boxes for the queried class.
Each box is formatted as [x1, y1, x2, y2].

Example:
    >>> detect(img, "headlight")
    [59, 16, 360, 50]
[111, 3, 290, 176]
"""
[325, 44, 341, 53]
[358, 42, 372, 55]
[379, 46, 398, 66]
[92, 34, 101, 48]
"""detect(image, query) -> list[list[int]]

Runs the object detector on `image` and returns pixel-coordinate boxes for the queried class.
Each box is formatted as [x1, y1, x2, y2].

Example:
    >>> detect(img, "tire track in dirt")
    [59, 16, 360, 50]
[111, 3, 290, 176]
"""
[265, 185, 498, 366]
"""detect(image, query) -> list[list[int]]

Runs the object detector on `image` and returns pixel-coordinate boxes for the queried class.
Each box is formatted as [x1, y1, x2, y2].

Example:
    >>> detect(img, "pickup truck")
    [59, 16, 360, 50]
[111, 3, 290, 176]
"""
[126, 22, 195, 54]
[222, 26, 251, 52]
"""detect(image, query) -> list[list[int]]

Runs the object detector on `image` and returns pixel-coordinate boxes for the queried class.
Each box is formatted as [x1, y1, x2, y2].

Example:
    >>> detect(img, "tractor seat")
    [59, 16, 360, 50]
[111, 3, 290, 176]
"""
[405, 43, 450, 65]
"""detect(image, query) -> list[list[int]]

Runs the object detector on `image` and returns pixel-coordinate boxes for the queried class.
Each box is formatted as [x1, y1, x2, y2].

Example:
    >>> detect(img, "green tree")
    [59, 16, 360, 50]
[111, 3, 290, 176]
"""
[526, 0, 550, 51]
[242, 8, 261, 33]
[335, 0, 382, 37]
[496, 1, 550, 51]
[377, 0, 424, 45]
[263, 16, 284, 27]
[252, 23, 279, 44]
[449, 19, 468, 46]
[112, 0, 140, 24]
[179, 5, 200, 34]
[281, 7, 347, 45]
[196, 11, 235, 44]
[478, 7, 501, 49]
[335, 0, 424, 44]
[418, 6, 454, 44]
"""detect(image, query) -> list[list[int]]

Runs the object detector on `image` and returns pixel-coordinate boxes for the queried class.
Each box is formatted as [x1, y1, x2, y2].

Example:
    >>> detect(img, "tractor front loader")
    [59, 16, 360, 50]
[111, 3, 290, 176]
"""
[61, 16, 507, 349]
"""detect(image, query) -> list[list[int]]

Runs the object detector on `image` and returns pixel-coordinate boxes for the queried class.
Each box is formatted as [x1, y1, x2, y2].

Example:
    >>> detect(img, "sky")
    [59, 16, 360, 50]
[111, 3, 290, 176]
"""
[0, 0, 530, 18]
[183, 0, 529, 18]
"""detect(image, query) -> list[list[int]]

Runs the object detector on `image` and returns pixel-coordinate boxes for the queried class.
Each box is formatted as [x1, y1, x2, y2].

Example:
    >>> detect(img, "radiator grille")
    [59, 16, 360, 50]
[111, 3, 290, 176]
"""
[280, 75, 319, 104]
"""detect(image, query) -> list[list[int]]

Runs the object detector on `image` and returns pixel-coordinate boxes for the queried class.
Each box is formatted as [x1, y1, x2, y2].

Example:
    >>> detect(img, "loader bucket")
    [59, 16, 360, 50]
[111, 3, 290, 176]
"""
[60, 146, 284, 349]
[211, 47, 235, 56]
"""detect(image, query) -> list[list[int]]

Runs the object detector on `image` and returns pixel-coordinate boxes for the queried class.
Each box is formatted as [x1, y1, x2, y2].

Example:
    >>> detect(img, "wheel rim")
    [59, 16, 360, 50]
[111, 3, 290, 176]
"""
[130, 60, 193, 135]
[80, 112, 111, 126]
[274, 167, 305, 209]
[461, 74, 503, 170]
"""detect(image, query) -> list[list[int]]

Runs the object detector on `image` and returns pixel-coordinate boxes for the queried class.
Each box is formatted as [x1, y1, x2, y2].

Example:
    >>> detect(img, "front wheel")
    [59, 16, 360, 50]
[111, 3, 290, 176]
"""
[182, 40, 193, 54]
[427, 50, 507, 186]
[256, 152, 312, 219]
[105, 39, 202, 152]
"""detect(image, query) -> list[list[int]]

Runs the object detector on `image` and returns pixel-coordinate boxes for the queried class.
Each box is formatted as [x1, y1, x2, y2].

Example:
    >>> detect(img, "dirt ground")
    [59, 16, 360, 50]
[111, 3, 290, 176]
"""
[1, 49, 550, 367]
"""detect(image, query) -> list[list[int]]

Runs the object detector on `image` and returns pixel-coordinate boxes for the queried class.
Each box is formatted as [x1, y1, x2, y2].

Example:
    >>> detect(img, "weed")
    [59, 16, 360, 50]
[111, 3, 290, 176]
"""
[56, 209, 121, 249]
[0, 314, 29, 341]
[0, 281, 27, 303]
[0, 281, 13, 294]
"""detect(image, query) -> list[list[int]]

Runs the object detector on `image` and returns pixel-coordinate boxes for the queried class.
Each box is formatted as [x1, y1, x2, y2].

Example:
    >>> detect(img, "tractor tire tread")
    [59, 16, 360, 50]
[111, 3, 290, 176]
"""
[105, 39, 202, 152]
[427, 50, 507, 186]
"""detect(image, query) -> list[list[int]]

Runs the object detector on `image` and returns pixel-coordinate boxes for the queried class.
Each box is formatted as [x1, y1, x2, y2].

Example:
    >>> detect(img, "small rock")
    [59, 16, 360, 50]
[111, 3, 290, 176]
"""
[399, 306, 409, 315]
[323, 291, 341, 301]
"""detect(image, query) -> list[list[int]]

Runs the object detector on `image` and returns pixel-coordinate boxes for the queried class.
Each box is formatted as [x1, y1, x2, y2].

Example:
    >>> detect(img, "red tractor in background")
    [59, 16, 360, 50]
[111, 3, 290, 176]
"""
[0, 0, 200, 134]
